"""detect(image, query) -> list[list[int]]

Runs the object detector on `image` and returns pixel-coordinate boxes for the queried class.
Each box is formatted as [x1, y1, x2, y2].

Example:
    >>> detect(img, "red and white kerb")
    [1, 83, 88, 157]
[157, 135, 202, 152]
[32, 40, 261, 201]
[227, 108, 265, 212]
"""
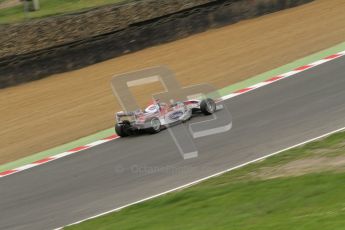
[1, 50, 344, 179]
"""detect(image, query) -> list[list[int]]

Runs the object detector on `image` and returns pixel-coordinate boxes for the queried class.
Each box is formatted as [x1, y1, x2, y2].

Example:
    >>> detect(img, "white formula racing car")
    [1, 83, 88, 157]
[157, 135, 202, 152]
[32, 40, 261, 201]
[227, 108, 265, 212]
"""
[115, 98, 223, 137]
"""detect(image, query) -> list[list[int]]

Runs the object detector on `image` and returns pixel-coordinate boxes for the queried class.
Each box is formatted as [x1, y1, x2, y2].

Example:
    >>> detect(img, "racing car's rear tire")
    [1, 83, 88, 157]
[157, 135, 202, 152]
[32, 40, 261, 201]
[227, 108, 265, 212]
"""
[146, 117, 161, 134]
[115, 121, 131, 137]
[200, 98, 216, 115]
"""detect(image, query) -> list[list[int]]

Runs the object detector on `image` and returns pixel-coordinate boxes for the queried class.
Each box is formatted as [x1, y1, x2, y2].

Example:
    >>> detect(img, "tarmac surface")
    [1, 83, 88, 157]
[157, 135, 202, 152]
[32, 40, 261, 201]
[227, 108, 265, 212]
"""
[1, 56, 345, 229]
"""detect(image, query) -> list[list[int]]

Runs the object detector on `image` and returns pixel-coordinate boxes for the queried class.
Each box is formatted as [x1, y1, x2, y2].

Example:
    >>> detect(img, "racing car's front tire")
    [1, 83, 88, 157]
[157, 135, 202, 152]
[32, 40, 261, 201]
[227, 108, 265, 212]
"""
[146, 117, 161, 134]
[200, 98, 216, 115]
[115, 122, 131, 137]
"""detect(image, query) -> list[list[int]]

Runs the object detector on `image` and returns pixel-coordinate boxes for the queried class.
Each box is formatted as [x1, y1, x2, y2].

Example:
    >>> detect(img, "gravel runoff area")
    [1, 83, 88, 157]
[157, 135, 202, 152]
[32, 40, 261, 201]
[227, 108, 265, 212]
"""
[1, 0, 345, 164]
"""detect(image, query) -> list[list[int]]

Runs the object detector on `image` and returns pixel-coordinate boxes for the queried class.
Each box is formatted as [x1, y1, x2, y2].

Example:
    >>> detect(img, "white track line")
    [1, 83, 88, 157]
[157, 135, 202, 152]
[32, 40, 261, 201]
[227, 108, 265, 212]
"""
[57, 125, 345, 229]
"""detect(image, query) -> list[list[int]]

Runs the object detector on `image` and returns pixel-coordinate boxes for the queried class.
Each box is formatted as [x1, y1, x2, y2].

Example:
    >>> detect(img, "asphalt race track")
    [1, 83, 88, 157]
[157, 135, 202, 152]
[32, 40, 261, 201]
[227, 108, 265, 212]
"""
[1, 56, 345, 230]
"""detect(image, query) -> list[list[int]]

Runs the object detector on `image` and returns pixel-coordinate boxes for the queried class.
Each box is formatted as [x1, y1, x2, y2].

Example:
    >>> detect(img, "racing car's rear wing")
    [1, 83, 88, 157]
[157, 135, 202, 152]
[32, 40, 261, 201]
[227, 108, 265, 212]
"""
[116, 111, 135, 116]
[116, 111, 136, 123]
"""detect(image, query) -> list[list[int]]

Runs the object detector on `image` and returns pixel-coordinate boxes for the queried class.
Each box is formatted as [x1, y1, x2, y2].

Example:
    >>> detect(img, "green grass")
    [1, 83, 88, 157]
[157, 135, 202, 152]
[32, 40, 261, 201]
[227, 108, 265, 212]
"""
[0, 0, 126, 24]
[66, 132, 345, 230]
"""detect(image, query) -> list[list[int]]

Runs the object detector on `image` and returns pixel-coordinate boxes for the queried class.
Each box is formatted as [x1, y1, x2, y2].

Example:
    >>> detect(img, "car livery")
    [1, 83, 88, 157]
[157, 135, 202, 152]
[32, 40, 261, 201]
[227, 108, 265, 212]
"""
[115, 98, 223, 137]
